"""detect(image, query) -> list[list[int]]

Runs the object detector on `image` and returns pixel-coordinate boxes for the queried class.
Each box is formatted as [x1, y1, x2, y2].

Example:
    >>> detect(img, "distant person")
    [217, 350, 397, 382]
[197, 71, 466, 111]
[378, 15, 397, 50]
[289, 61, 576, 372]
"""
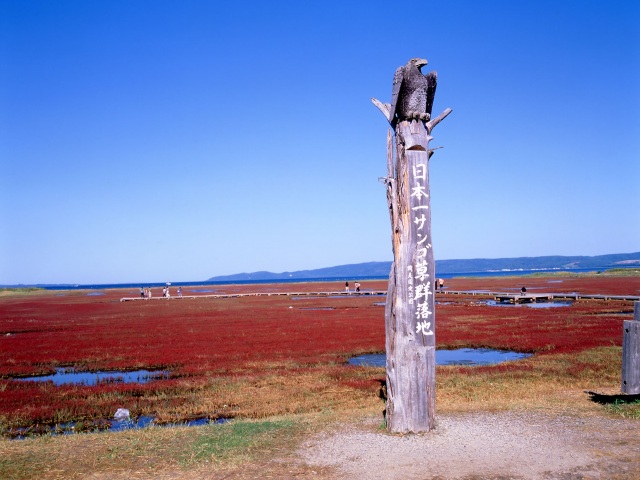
[521, 286, 527, 295]
[140, 287, 144, 298]
[147, 288, 152, 299]
[166, 287, 170, 298]
[177, 286, 182, 298]
[355, 281, 361, 293]
[345, 281, 349, 293]
[438, 278, 444, 290]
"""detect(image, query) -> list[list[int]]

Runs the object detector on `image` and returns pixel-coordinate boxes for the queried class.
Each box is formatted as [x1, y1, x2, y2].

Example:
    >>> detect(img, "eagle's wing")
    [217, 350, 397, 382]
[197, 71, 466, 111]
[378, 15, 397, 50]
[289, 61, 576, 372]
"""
[389, 66, 404, 124]
[425, 70, 437, 117]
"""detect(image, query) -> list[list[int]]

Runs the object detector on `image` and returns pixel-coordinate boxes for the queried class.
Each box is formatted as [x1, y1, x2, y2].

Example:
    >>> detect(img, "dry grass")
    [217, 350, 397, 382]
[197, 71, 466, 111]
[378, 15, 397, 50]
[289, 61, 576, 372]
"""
[436, 346, 622, 414]
[147, 367, 383, 422]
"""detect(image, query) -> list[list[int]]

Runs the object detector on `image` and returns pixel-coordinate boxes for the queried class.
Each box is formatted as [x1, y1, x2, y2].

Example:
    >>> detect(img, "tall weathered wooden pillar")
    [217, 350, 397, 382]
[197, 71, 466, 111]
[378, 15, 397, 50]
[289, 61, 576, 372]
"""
[372, 57, 451, 433]
[621, 301, 640, 394]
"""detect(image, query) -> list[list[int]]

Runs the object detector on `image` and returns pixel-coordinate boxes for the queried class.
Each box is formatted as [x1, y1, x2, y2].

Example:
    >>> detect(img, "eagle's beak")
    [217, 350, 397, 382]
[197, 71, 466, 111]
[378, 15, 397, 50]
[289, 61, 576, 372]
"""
[416, 58, 428, 69]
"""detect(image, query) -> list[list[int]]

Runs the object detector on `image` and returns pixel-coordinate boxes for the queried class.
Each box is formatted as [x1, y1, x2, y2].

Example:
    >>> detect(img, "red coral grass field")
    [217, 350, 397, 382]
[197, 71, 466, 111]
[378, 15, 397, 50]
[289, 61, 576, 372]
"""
[1, 274, 639, 436]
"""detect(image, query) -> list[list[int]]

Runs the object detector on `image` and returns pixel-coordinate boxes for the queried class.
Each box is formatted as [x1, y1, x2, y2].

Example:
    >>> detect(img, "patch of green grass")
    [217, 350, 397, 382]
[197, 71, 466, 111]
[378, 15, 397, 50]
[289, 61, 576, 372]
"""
[604, 268, 640, 276]
[0, 287, 43, 295]
[524, 268, 640, 278]
[605, 399, 640, 419]
[180, 418, 297, 467]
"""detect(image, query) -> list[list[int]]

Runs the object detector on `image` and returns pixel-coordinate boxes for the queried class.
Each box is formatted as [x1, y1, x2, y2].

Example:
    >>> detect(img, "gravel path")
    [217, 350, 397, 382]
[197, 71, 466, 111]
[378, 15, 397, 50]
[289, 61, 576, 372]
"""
[298, 412, 640, 479]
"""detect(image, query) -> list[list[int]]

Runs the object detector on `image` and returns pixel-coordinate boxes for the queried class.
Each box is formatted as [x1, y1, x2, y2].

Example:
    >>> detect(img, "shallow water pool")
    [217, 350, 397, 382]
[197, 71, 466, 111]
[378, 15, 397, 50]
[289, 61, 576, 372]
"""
[349, 348, 532, 367]
[15, 368, 169, 386]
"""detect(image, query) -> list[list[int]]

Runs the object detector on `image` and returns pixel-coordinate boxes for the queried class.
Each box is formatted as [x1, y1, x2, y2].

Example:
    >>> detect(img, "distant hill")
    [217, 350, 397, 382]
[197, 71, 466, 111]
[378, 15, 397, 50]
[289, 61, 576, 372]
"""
[208, 252, 640, 282]
[208, 262, 393, 282]
[436, 252, 640, 274]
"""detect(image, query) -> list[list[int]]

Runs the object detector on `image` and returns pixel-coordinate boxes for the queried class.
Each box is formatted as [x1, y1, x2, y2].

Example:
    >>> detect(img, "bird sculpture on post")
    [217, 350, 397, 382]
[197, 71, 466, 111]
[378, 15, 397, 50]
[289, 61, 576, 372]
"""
[373, 57, 440, 130]
[371, 57, 451, 434]
[389, 58, 437, 126]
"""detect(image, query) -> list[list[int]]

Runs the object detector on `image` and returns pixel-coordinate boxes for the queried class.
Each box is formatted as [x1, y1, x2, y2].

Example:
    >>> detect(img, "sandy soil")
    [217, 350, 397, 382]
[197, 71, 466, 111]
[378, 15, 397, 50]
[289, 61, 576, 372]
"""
[295, 412, 640, 480]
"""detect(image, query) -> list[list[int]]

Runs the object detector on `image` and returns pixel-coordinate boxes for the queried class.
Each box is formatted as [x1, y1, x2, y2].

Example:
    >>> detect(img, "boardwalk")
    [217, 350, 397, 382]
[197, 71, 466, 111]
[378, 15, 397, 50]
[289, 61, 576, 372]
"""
[440, 290, 640, 303]
[120, 290, 640, 302]
[120, 290, 387, 302]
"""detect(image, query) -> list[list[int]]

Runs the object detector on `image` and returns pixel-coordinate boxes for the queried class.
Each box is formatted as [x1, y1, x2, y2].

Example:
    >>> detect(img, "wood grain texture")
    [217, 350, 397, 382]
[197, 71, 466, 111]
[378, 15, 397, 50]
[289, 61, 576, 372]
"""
[385, 119, 436, 433]
[622, 304, 640, 394]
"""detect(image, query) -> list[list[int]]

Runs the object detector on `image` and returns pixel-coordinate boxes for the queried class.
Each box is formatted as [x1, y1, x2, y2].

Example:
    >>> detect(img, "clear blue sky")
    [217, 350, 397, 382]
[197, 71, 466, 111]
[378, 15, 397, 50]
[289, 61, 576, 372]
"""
[1, 1, 638, 285]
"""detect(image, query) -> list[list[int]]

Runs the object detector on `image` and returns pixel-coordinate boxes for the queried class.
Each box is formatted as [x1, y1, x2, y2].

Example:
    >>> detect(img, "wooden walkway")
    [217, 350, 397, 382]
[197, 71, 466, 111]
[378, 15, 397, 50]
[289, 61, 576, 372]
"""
[439, 290, 640, 303]
[120, 291, 387, 302]
[494, 293, 558, 304]
[120, 290, 639, 303]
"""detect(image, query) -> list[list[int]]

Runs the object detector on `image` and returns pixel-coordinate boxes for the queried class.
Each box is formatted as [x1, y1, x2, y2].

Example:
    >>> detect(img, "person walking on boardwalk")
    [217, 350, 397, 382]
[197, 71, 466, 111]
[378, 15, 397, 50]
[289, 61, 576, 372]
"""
[345, 281, 349, 293]
[177, 286, 182, 298]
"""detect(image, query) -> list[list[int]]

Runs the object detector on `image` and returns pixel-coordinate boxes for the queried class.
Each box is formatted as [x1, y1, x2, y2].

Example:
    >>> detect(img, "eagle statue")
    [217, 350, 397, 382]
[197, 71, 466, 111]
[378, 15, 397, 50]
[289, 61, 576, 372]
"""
[389, 58, 437, 126]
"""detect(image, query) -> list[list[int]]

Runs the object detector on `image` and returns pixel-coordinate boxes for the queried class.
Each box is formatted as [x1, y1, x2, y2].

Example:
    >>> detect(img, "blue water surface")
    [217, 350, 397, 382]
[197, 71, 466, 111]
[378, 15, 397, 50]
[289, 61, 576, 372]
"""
[16, 266, 630, 291]
[15, 368, 169, 386]
[350, 348, 531, 367]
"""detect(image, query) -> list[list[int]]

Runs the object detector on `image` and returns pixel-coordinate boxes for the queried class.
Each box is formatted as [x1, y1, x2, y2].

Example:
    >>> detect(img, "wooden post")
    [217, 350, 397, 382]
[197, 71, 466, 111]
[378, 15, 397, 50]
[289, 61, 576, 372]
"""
[372, 58, 451, 433]
[622, 301, 640, 394]
[384, 119, 436, 433]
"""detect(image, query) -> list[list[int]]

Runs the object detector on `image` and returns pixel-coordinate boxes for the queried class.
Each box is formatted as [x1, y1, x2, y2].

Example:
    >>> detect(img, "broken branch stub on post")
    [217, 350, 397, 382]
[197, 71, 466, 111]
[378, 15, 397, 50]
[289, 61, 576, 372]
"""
[372, 57, 452, 434]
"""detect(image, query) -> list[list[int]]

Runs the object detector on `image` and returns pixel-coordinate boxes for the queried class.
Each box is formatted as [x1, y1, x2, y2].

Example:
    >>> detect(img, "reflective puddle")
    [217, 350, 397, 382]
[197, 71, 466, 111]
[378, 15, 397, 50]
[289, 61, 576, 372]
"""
[349, 348, 532, 367]
[15, 368, 169, 386]
[109, 416, 229, 432]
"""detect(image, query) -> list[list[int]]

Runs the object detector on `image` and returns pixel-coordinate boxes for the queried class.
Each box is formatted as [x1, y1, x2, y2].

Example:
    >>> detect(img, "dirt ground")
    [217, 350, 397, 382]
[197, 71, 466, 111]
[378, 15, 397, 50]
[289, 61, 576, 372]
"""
[295, 412, 640, 480]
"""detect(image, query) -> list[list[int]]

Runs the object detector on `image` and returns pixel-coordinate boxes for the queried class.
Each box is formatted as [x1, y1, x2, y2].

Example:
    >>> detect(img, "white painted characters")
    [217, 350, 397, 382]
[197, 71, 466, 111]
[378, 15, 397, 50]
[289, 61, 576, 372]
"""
[410, 159, 434, 337]
[410, 184, 429, 201]
[416, 320, 434, 336]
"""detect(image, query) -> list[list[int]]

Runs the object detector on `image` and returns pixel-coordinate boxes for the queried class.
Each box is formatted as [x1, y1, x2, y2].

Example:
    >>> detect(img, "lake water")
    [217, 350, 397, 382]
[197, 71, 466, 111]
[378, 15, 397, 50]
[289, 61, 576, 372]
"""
[349, 348, 532, 367]
[26, 266, 628, 291]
